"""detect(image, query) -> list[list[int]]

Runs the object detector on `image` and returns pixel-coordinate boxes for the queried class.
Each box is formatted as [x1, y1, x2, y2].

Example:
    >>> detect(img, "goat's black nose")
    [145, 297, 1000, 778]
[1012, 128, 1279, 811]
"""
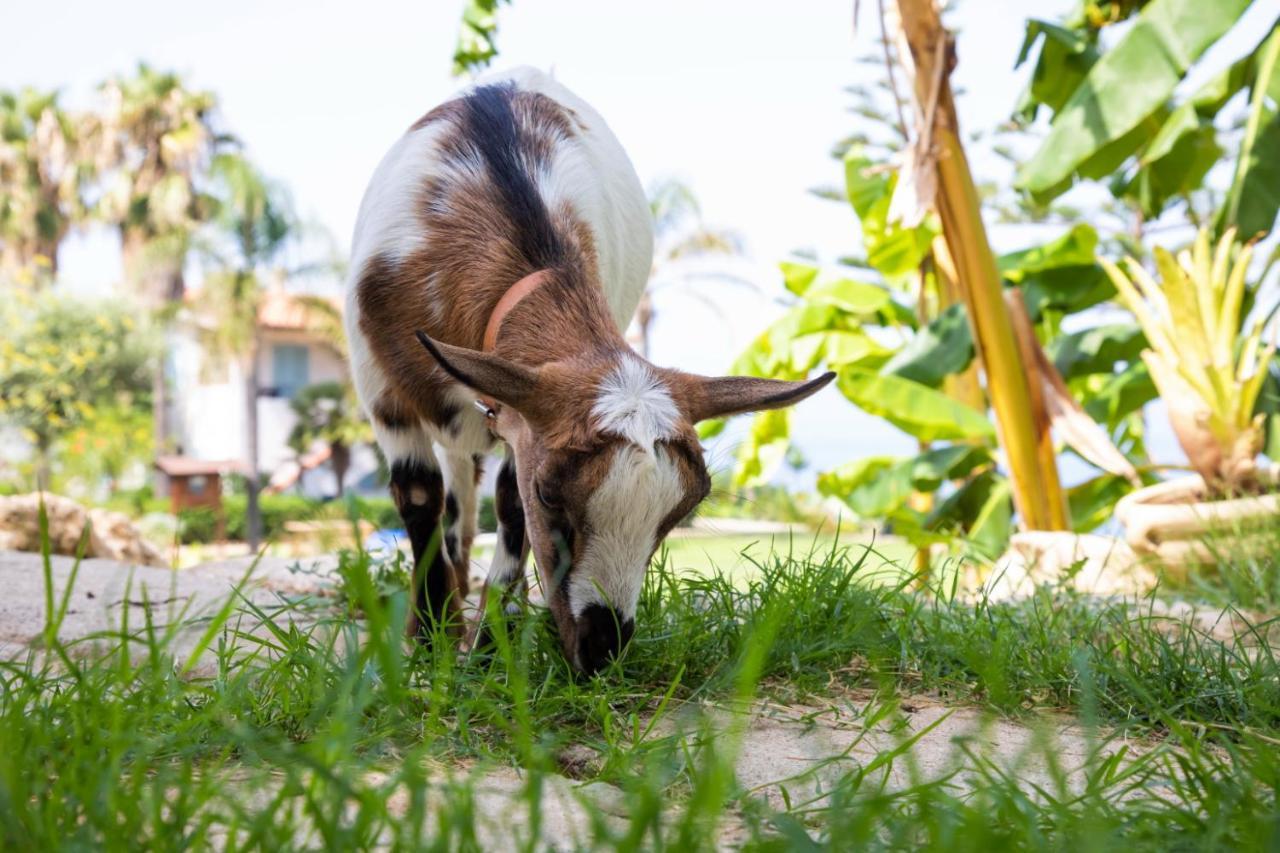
[576, 604, 635, 675]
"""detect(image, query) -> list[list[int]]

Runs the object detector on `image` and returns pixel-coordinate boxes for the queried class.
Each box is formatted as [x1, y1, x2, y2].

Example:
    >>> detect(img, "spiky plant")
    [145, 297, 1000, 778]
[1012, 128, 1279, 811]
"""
[1101, 228, 1274, 494]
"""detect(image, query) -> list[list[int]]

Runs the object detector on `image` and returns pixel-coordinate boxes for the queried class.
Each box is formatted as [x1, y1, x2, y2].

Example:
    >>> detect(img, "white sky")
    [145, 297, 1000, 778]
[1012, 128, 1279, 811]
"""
[4, 0, 1275, 484]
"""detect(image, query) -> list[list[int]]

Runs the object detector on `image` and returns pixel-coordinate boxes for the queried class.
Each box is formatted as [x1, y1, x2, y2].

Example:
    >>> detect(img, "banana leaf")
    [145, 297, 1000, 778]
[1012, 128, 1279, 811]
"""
[837, 368, 994, 442]
[1016, 0, 1252, 196]
[881, 303, 975, 388]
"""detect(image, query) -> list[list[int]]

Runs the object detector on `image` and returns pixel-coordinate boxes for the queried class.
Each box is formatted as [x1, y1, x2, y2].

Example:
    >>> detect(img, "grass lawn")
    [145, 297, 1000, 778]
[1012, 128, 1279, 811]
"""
[2, 534, 1278, 849]
[477, 528, 920, 588]
[659, 531, 920, 589]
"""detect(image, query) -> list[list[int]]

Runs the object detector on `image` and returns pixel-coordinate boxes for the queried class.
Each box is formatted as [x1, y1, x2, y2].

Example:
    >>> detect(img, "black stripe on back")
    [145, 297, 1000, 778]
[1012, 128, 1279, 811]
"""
[459, 84, 566, 270]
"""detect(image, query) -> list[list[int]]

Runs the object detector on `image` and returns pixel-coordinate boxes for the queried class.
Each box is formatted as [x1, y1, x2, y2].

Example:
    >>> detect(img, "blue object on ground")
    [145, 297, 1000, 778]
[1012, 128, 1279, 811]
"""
[365, 528, 406, 556]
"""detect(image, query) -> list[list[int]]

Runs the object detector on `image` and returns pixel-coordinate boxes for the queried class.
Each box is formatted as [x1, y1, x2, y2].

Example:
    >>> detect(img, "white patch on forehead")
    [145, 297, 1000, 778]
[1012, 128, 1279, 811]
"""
[591, 359, 680, 449]
[569, 446, 684, 620]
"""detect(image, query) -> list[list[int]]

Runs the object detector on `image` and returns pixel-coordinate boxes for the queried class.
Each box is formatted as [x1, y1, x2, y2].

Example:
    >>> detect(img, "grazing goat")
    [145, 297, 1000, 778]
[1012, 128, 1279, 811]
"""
[344, 67, 832, 674]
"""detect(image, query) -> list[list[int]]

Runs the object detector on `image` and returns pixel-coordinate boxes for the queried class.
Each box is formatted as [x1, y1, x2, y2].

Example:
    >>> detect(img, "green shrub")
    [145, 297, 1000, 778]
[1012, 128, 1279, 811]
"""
[102, 488, 497, 544]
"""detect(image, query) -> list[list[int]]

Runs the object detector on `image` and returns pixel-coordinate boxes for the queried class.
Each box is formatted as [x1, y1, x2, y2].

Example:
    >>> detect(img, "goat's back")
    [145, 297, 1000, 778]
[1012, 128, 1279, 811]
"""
[346, 67, 652, 335]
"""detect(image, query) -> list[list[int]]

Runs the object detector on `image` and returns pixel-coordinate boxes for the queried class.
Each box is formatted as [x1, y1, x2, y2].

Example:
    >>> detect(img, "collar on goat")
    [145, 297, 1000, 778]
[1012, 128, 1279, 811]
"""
[474, 269, 554, 419]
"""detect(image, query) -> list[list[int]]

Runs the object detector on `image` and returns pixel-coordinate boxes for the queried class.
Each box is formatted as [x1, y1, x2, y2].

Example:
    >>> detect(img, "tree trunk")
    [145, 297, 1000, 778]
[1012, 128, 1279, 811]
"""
[34, 433, 53, 493]
[332, 443, 350, 498]
[122, 227, 186, 306]
[151, 354, 170, 496]
[893, 0, 1069, 532]
[34, 233, 60, 277]
[1, 235, 60, 288]
[124, 227, 187, 496]
[244, 338, 263, 550]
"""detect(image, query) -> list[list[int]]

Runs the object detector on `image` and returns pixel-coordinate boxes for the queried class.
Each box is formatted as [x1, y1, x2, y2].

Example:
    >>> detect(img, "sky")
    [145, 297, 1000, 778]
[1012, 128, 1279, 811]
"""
[3, 0, 1275, 486]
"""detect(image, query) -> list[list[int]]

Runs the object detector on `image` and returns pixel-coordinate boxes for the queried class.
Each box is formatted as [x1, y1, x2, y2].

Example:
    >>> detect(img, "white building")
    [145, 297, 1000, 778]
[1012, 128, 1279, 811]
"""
[169, 286, 380, 499]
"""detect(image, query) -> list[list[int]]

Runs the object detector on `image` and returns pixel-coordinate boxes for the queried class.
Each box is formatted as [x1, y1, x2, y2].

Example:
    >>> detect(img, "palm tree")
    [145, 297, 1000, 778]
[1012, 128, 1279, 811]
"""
[199, 153, 294, 548]
[94, 65, 223, 462]
[633, 178, 746, 357]
[95, 64, 222, 305]
[0, 88, 92, 285]
[287, 381, 371, 497]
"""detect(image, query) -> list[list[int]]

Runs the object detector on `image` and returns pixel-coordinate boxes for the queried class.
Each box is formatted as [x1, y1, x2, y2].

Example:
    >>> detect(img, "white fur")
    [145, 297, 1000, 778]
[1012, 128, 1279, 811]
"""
[348, 121, 456, 276]
[485, 536, 525, 590]
[369, 416, 438, 467]
[592, 358, 681, 449]
[569, 446, 683, 619]
[440, 450, 479, 570]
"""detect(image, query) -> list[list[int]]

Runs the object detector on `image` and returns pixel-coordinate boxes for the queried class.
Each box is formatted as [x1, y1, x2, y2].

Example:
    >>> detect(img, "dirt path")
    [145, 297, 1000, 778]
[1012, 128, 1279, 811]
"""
[0, 549, 1175, 846]
[0, 549, 337, 663]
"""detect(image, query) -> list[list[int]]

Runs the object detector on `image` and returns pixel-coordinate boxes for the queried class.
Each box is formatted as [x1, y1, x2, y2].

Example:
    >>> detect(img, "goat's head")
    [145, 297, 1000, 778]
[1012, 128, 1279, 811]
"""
[417, 333, 832, 674]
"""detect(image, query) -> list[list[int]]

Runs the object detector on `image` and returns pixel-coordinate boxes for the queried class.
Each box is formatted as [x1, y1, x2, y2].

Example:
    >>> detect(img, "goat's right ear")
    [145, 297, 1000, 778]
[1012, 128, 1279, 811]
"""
[673, 370, 836, 423]
[415, 331, 541, 410]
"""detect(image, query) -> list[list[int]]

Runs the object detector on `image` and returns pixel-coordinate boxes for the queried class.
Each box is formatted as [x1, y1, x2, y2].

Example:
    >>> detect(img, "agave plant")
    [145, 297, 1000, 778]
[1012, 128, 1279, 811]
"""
[1101, 228, 1274, 494]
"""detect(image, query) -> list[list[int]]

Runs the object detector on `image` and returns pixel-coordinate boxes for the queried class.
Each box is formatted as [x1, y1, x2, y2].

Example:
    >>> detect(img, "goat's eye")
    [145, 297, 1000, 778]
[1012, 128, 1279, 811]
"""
[535, 482, 561, 511]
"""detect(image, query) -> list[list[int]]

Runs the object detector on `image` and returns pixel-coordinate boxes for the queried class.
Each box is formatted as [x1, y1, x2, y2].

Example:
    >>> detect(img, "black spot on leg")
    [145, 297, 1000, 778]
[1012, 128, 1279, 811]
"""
[389, 460, 452, 640]
[443, 492, 462, 565]
[495, 455, 525, 559]
[430, 401, 461, 432]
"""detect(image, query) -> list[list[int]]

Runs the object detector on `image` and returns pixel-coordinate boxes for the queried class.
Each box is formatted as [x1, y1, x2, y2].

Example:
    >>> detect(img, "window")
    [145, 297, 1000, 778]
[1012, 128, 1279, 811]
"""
[272, 344, 310, 399]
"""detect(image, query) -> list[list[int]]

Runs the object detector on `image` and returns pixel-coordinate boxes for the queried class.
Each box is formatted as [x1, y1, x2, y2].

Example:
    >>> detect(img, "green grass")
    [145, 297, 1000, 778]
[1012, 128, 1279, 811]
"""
[2, 522, 1279, 849]
[1170, 517, 1280, 612]
[657, 532, 915, 585]
[487, 529, 914, 588]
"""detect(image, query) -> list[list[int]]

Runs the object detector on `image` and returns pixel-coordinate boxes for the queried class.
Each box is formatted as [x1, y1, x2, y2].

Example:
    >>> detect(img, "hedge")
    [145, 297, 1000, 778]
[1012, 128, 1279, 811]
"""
[105, 491, 496, 545]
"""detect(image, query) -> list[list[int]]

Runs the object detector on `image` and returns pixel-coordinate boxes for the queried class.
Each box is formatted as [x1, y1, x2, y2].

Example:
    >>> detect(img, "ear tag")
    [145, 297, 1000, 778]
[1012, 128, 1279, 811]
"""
[474, 398, 497, 420]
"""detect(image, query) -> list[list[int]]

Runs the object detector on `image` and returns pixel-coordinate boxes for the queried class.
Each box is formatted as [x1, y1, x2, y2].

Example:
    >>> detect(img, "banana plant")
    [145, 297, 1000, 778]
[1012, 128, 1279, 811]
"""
[716, 145, 1138, 560]
[1102, 228, 1276, 493]
[1016, 0, 1280, 235]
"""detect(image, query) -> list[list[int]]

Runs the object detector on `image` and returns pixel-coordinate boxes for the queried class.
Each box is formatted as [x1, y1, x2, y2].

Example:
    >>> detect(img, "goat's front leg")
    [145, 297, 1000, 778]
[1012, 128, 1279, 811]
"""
[389, 454, 462, 643]
[469, 450, 529, 651]
[441, 450, 482, 600]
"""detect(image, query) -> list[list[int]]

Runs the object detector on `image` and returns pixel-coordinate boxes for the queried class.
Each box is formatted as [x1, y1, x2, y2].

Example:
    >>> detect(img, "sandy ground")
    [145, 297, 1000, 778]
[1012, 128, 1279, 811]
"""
[0, 548, 1180, 846]
[0, 549, 338, 664]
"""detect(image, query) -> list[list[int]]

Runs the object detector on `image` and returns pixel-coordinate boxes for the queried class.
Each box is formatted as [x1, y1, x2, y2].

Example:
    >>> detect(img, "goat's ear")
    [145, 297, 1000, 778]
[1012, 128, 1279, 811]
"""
[416, 331, 541, 410]
[673, 371, 836, 423]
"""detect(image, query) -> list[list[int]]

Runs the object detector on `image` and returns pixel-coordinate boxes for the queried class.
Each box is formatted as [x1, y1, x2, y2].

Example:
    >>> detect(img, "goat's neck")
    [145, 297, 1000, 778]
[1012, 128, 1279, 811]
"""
[492, 267, 628, 369]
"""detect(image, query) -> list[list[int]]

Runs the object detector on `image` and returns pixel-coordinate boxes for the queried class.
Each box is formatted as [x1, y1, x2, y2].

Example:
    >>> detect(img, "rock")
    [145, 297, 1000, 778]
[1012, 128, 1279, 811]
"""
[985, 532, 1154, 600]
[555, 743, 603, 779]
[0, 493, 167, 567]
[87, 507, 168, 567]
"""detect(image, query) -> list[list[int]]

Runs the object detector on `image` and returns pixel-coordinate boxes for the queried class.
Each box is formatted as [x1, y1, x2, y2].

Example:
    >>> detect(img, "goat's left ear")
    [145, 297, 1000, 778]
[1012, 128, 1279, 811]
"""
[672, 371, 836, 423]
[415, 331, 543, 411]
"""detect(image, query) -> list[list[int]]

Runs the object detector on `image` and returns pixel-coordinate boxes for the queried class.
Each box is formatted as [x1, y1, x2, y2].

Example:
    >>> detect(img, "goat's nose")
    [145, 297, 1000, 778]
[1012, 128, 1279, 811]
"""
[576, 604, 635, 675]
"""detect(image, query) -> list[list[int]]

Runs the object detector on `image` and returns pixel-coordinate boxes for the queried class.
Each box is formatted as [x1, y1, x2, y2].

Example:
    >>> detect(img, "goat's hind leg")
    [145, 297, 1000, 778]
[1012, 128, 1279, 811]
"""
[385, 444, 463, 644]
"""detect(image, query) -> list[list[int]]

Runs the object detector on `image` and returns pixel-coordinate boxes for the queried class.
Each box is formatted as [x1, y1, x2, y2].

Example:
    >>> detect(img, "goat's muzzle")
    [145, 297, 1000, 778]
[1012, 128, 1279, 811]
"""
[574, 604, 635, 675]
